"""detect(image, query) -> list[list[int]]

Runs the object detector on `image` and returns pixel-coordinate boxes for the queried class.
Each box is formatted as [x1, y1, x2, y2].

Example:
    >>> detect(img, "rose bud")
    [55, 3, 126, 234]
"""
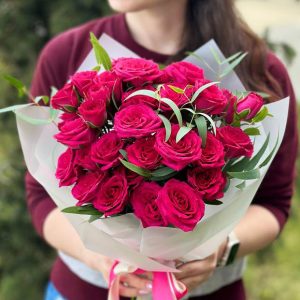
[236, 92, 264, 120]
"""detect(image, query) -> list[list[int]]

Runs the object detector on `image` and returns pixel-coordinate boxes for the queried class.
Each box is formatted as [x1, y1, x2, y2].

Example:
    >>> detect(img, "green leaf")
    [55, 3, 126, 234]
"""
[119, 159, 151, 177]
[62, 205, 103, 216]
[236, 109, 250, 120]
[90, 32, 112, 70]
[124, 89, 158, 101]
[259, 133, 280, 168]
[3, 74, 27, 97]
[205, 200, 223, 205]
[176, 126, 193, 143]
[221, 52, 243, 65]
[89, 215, 101, 223]
[92, 65, 101, 72]
[158, 114, 172, 142]
[227, 168, 260, 180]
[235, 181, 246, 190]
[168, 85, 184, 94]
[151, 167, 176, 177]
[226, 157, 250, 173]
[196, 112, 216, 135]
[243, 127, 261, 136]
[0, 103, 31, 114]
[251, 106, 269, 123]
[160, 97, 183, 127]
[119, 149, 128, 160]
[190, 81, 220, 103]
[195, 116, 207, 147]
[185, 52, 217, 75]
[220, 52, 248, 78]
[34, 96, 49, 105]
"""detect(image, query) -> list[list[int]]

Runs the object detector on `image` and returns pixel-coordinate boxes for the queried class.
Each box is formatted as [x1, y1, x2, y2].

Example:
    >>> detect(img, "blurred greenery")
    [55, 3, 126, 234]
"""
[0, 1, 298, 300]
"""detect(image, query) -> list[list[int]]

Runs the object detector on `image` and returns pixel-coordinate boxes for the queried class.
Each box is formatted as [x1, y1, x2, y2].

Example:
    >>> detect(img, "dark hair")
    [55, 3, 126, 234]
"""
[175, 0, 283, 101]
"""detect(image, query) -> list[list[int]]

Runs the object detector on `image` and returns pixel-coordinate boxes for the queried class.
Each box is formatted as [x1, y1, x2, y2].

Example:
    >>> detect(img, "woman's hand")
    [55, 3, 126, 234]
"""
[174, 239, 228, 291]
[82, 248, 153, 297]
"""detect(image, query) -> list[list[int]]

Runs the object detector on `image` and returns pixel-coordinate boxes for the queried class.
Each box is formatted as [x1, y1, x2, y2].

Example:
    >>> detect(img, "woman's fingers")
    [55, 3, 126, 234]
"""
[119, 274, 152, 297]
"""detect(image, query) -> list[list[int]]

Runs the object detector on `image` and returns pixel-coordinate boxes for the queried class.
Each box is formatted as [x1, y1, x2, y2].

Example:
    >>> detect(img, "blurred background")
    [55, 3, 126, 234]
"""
[0, 0, 299, 299]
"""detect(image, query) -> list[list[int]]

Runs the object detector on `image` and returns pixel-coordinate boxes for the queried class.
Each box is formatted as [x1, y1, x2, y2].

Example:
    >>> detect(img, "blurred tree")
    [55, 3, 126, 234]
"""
[0, 1, 110, 299]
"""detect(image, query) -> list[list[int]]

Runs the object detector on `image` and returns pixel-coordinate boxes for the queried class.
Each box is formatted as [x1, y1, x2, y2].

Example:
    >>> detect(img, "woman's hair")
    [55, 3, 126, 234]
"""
[175, 0, 283, 101]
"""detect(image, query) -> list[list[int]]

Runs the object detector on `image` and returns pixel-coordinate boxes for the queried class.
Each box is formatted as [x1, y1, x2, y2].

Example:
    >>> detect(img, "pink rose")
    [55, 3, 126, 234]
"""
[57, 112, 78, 131]
[94, 71, 122, 102]
[194, 80, 227, 115]
[51, 83, 79, 112]
[159, 83, 193, 111]
[223, 89, 237, 124]
[112, 57, 162, 87]
[75, 146, 97, 171]
[72, 171, 106, 206]
[188, 167, 227, 201]
[121, 86, 158, 110]
[157, 179, 205, 232]
[164, 61, 204, 85]
[87, 85, 111, 104]
[194, 132, 225, 169]
[55, 148, 78, 187]
[91, 131, 124, 170]
[54, 117, 96, 149]
[78, 97, 107, 128]
[71, 71, 97, 96]
[154, 124, 202, 171]
[127, 136, 161, 170]
[237, 92, 264, 120]
[217, 126, 254, 158]
[114, 104, 162, 138]
[130, 181, 166, 227]
[93, 171, 128, 216]
[118, 166, 144, 188]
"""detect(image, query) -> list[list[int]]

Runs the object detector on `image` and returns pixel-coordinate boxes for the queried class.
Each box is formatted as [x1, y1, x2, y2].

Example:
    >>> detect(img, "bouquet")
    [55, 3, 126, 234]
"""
[0, 33, 289, 299]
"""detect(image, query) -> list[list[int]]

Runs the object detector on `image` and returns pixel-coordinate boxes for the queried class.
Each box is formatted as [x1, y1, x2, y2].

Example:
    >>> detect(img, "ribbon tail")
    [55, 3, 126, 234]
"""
[108, 261, 121, 300]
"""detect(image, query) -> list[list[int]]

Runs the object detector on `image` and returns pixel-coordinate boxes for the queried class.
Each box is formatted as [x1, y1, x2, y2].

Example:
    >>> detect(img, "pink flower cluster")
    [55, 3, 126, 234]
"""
[52, 57, 263, 232]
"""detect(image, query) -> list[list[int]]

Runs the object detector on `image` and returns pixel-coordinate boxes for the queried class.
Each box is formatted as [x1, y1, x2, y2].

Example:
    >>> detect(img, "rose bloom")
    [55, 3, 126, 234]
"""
[93, 171, 128, 216]
[164, 61, 204, 85]
[55, 148, 78, 187]
[194, 80, 228, 115]
[51, 83, 79, 111]
[127, 136, 161, 170]
[74, 146, 97, 171]
[114, 104, 162, 138]
[57, 112, 78, 131]
[237, 92, 264, 120]
[72, 171, 106, 206]
[188, 167, 227, 201]
[78, 97, 107, 128]
[223, 89, 238, 124]
[112, 57, 162, 87]
[71, 71, 97, 96]
[155, 124, 202, 171]
[117, 166, 144, 188]
[91, 131, 124, 170]
[217, 126, 254, 158]
[54, 117, 96, 149]
[130, 181, 166, 227]
[194, 132, 225, 169]
[157, 179, 205, 232]
[87, 84, 111, 104]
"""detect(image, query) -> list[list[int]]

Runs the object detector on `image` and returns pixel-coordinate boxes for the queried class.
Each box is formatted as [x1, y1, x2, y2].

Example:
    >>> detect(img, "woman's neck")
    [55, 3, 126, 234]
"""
[125, 0, 188, 55]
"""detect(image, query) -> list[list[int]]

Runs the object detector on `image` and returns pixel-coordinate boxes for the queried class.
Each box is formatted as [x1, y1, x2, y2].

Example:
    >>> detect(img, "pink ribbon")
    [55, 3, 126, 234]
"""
[108, 261, 187, 300]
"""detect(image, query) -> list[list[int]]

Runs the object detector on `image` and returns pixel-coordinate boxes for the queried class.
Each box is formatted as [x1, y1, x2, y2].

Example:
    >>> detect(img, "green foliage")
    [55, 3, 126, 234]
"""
[0, 1, 110, 299]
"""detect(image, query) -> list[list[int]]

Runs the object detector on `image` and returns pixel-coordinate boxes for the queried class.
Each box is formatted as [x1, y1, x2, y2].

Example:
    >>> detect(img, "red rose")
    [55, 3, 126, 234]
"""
[72, 171, 105, 206]
[78, 97, 107, 128]
[71, 71, 97, 96]
[223, 89, 237, 124]
[159, 83, 193, 111]
[195, 132, 225, 169]
[164, 61, 204, 85]
[57, 112, 78, 131]
[87, 85, 111, 104]
[93, 171, 128, 216]
[217, 126, 254, 158]
[130, 181, 166, 227]
[75, 146, 97, 171]
[94, 71, 122, 102]
[91, 131, 124, 170]
[51, 83, 79, 112]
[118, 166, 144, 188]
[154, 124, 202, 171]
[194, 80, 227, 115]
[157, 179, 205, 232]
[237, 92, 264, 120]
[187, 167, 227, 201]
[54, 117, 96, 149]
[114, 104, 162, 138]
[127, 136, 161, 170]
[121, 86, 158, 110]
[112, 57, 162, 87]
[55, 148, 78, 187]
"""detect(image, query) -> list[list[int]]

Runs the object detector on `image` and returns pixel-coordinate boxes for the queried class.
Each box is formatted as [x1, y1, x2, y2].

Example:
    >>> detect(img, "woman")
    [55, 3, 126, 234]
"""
[26, 0, 298, 299]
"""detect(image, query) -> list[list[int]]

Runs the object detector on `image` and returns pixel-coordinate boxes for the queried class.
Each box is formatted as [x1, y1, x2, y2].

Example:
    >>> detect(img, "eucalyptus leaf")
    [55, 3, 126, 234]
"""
[119, 149, 128, 160]
[195, 116, 207, 147]
[160, 97, 183, 126]
[158, 114, 172, 142]
[176, 126, 193, 143]
[124, 89, 158, 101]
[168, 85, 184, 94]
[196, 112, 217, 135]
[120, 159, 151, 177]
[227, 168, 260, 180]
[259, 133, 279, 168]
[62, 205, 103, 216]
[220, 52, 248, 78]
[151, 167, 176, 177]
[3, 74, 27, 97]
[190, 81, 219, 103]
[209, 46, 221, 64]
[220, 52, 243, 65]
[226, 157, 250, 173]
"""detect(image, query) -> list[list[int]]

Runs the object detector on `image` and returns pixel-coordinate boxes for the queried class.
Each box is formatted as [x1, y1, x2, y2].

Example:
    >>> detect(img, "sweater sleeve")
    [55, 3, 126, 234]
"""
[252, 53, 298, 231]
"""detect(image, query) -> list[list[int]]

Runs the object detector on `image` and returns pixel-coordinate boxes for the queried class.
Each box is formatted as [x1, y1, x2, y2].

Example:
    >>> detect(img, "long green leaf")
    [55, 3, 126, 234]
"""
[158, 114, 172, 142]
[151, 167, 176, 177]
[168, 85, 184, 94]
[90, 32, 112, 70]
[160, 97, 183, 126]
[227, 157, 250, 173]
[62, 205, 103, 216]
[259, 133, 280, 168]
[220, 52, 248, 78]
[221, 52, 243, 65]
[243, 127, 260, 136]
[195, 116, 207, 147]
[190, 81, 219, 103]
[210, 46, 222, 64]
[176, 126, 193, 143]
[119, 159, 151, 177]
[227, 168, 260, 180]
[251, 106, 269, 123]
[197, 112, 216, 135]
[0, 103, 31, 114]
[124, 89, 158, 101]
[3, 74, 27, 97]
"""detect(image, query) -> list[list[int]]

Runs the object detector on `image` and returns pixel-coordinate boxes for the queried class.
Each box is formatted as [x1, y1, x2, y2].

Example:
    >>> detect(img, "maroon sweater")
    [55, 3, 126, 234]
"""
[25, 13, 298, 300]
